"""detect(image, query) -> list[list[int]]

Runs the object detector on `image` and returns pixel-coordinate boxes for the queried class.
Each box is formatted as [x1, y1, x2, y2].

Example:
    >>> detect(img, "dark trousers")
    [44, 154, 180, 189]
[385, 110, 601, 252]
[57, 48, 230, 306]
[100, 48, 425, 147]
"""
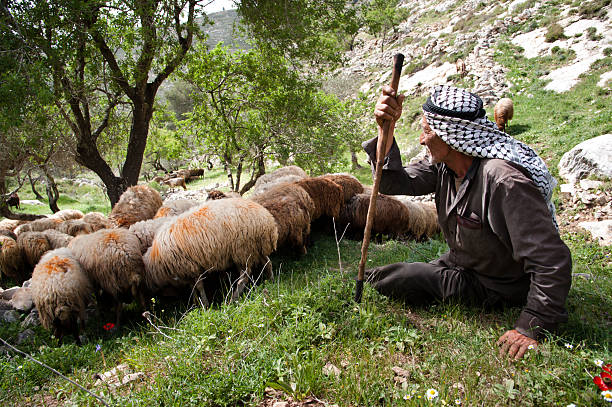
[365, 259, 526, 309]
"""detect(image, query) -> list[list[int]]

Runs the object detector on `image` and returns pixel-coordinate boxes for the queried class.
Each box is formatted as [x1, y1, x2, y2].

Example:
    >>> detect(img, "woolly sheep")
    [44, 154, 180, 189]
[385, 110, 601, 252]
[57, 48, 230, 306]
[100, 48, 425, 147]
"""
[50, 209, 84, 221]
[162, 177, 187, 191]
[6, 192, 20, 209]
[109, 184, 163, 228]
[17, 231, 52, 270]
[57, 219, 93, 236]
[251, 182, 315, 255]
[82, 212, 114, 231]
[43, 229, 74, 249]
[68, 228, 147, 323]
[320, 173, 364, 202]
[388, 196, 440, 238]
[0, 235, 27, 283]
[14, 217, 62, 235]
[494, 98, 514, 133]
[0, 229, 17, 240]
[153, 199, 200, 219]
[205, 190, 242, 200]
[143, 198, 278, 307]
[30, 247, 93, 344]
[455, 58, 467, 77]
[251, 166, 308, 196]
[295, 176, 344, 220]
[0, 218, 27, 232]
[129, 216, 177, 254]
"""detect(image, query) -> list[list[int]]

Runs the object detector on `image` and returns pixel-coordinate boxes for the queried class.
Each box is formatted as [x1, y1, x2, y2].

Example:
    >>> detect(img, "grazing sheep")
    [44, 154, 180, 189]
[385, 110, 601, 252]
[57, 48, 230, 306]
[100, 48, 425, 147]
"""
[153, 199, 200, 219]
[494, 97, 514, 133]
[189, 168, 204, 178]
[0, 235, 27, 283]
[162, 177, 187, 192]
[152, 176, 165, 184]
[251, 166, 308, 196]
[143, 198, 278, 307]
[30, 248, 93, 344]
[389, 196, 440, 238]
[338, 193, 410, 239]
[82, 212, 113, 231]
[14, 217, 62, 235]
[295, 177, 344, 220]
[129, 216, 177, 254]
[17, 231, 52, 270]
[251, 183, 315, 255]
[43, 229, 74, 249]
[455, 58, 467, 77]
[0, 229, 17, 240]
[68, 228, 147, 324]
[320, 173, 364, 202]
[57, 219, 93, 236]
[206, 190, 242, 200]
[51, 209, 84, 221]
[0, 218, 27, 232]
[6, 192, 20, 210]
[109, 184, 163, 228]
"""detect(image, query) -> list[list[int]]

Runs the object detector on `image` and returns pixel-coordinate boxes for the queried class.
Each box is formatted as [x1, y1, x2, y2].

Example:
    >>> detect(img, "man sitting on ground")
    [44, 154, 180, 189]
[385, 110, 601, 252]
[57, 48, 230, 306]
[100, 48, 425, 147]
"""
[363, 85, 572, 360]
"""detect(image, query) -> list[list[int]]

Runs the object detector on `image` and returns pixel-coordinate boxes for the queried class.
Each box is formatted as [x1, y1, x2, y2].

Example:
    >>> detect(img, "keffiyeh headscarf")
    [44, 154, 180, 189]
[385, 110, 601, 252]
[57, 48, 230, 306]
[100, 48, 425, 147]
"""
[422, 85, 558, 227]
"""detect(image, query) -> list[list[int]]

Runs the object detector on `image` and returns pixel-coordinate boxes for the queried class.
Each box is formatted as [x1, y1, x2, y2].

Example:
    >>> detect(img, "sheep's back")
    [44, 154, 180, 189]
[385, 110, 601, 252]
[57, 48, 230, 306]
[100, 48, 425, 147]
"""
[0, 235, 26, 282]
[154, 199, 199, 219]
[109, 184, 163, 227]
[320, 173, 364, 202]
[338, 193, 411, 237]
[295, 177, 343, 220]
[17, 231, 51, 268]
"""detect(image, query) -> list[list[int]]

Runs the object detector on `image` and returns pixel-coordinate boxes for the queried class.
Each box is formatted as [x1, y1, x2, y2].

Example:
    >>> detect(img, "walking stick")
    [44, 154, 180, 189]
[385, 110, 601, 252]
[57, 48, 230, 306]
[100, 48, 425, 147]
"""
[355, 53, 404, 303]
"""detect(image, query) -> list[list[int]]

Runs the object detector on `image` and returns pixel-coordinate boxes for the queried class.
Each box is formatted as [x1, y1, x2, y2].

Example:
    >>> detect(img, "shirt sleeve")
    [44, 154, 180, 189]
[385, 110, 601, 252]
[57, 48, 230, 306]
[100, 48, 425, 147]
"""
[361, 136, 438, 196]
[487, 172, 572, 340]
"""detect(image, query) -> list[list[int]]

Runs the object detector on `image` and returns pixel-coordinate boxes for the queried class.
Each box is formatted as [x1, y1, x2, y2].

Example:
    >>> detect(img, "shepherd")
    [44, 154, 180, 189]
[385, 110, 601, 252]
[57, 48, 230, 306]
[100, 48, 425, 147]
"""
[363, 84, 572, 360]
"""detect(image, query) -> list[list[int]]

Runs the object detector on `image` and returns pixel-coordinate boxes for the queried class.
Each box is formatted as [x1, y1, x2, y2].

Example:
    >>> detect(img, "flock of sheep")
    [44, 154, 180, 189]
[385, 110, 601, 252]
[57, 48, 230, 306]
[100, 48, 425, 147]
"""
[0, 167, 440, 344]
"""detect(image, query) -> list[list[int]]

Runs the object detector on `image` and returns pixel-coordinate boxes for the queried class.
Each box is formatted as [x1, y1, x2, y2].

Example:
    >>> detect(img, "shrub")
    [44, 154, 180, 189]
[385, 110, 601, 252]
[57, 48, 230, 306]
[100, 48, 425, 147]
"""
[578, 0, 611, 18]
[586, 26, 603, 41]
[545, 23, 566, 42]
[604, 48, 612, 57]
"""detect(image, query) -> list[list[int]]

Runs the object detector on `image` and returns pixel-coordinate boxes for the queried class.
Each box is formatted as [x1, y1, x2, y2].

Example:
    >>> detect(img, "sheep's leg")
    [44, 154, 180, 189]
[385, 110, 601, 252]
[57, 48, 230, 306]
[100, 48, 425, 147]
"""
[114, 301, 123, 327]
[231, 266, 251, 302]
[194, 278, 210, 308]
[264, 256, 273, 281]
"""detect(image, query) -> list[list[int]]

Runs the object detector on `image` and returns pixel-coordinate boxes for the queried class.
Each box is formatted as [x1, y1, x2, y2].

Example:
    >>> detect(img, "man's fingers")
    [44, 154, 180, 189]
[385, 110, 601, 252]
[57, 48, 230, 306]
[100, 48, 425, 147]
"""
[514, 344, 529, 360]
[507, 343, 520, 359]
[381, 85, 396, 97]
[496, 332, 510, 346]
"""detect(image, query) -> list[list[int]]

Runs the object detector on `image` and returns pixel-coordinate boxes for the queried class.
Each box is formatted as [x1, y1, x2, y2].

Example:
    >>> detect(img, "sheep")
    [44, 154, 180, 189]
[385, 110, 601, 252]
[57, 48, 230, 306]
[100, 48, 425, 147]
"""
[6, 192, 20, 210]
[455, 58, 467, 77]
[57, 219, 93, 236]
[14, 217, 62, 235]
[143, 198, 278, 307]
[68, 228, 147, 324]
[0, 235, 27, 283]
[129, 216, 177, 254]
[0, 218, 27, 232]
[82, 212, 114, 231]
[320, 173, 364, 202]
[109, 184, 163, 228]
[251, 182, 315, 255]
[389, 196, 440, 238]
[30, 248, 93, 344]
[153, 199, 200, 219]
[251, 166, 308, 196]
[294, 176, 344, 220]
[494, 97, 514, 133]
[0, 229, 17, 240]
[161, 177, 187, 192]
[17, 231, 52, 270]
[43, 229, 74, 249]
[50, 209, 84, 221]
[206, 190, 242, 200]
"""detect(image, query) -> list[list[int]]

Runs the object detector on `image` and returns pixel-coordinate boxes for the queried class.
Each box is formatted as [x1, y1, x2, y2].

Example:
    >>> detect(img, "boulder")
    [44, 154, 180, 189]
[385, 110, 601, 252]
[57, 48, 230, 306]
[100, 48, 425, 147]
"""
[578, 220, 612, 246]
[558, 134, 612, 183]
[0, 287, 21, 301]
[10, 287, 33, 312]
[1, 310, 19, 323]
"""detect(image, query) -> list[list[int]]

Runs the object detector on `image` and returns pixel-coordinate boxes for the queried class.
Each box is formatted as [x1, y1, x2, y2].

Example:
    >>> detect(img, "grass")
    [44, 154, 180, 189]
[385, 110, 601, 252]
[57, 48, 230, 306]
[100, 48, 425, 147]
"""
[1, 5, 612, 406]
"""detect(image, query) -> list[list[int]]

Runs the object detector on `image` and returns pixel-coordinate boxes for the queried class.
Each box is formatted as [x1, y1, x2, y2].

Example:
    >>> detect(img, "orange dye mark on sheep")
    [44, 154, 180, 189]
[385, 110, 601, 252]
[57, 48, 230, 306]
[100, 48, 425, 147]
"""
[149, 242, 160, 260]
[154, 207, 170, 218]
[45, 256, 70, 274]
[103, 231, 120, 244]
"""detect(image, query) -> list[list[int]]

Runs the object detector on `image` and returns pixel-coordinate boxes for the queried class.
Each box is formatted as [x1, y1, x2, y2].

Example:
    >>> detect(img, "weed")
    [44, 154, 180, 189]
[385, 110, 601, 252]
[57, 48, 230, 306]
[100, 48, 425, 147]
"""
[578, 0, 611, 18]
[545, 23, 566, 43]
[586, 26, 603, 41]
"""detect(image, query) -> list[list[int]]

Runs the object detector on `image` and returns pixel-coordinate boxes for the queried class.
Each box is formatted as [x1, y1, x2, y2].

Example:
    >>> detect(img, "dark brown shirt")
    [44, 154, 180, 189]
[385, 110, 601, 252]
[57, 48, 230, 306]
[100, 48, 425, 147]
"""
[363, 137, 572, 339]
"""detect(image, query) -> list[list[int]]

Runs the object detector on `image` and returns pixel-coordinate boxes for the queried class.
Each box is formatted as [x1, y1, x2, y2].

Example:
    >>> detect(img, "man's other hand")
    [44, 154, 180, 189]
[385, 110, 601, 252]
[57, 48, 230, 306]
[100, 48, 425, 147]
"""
[497, 329, 538, 360]
[374, 85, 405, 127]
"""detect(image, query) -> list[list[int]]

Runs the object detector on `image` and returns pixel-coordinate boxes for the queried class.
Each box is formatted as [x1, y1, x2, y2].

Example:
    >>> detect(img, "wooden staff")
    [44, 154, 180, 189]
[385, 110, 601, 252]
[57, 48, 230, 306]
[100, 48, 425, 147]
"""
[355, 53, 404, 303]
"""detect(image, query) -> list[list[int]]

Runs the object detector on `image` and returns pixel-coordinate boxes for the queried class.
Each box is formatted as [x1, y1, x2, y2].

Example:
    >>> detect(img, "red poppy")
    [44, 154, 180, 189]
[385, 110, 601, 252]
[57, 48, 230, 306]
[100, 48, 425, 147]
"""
[103, 322, 115, 331]
[594, 367, 612, 392]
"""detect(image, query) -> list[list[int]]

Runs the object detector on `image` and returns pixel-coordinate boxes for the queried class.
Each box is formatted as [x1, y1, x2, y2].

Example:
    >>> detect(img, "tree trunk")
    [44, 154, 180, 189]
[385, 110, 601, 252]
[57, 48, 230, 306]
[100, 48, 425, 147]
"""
[0, 175, 45, 220]
[239, 154, 266, 195]
[351, 150, 363, 170]
[42, 166, 60, 213]
[235, 159, 244, 192]
[27, 171, 45, 200]
[121, 103, 153, 187]
[224, 163, 234, 191]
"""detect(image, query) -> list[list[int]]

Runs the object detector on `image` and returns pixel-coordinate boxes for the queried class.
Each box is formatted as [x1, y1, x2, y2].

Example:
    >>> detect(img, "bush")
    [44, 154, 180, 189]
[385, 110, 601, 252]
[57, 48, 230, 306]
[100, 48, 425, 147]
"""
[545, 23, 566, 42]
[586, 26, 603, 41]
[578, 0, 611, 18]
[604, 48, 612, 57]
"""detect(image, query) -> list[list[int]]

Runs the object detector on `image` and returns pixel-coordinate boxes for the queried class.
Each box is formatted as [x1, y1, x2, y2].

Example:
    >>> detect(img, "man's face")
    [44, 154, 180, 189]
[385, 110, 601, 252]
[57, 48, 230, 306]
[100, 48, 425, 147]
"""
[420, 116, 452, 164]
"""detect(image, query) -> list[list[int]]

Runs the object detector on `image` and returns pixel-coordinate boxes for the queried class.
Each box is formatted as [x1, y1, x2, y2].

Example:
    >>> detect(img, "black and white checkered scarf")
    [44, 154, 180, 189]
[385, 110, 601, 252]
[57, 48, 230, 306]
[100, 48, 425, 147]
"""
[422, 85, 557, 227]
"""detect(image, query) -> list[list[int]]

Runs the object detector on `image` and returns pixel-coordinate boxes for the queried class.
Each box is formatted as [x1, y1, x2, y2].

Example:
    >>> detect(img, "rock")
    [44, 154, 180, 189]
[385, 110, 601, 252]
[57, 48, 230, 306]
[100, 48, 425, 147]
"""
[578, 220, 612, 246]
[10, 287, 33, 312]
[1, 310, 20, 323]
[322, 362, 341, 378]
[20, 199, 45, 206]
[0, 287, 20, 301]
[578, 192, 598, 205]
[21, 309, 40, 328]
[272, 402, 289, 407]
[94, 363, 145, 388]
[560, 183, 576, 197]
[0, 299, 13, 311]
[558, 134, 612, 183]
[16, 329, 35, 345]
[579, 179, 603, 190]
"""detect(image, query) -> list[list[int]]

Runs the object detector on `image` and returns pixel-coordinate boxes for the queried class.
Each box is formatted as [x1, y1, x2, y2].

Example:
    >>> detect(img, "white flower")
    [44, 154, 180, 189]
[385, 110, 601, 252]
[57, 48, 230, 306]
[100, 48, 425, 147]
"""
[425, 388, 438, 401]
[455, 400, 462, 405]
[527, 344, 535, 350]
[403, 394, 411, 400]
[596, 359, 604, 367]
[602, 390, 612, 402]
[566, 404, 576, 407]
[564, 343, 573, 349]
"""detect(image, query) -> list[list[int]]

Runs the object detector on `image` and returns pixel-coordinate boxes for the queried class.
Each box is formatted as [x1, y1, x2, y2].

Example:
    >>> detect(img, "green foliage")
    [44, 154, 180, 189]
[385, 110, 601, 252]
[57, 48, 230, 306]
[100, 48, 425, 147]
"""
[577, 0, 611, 18]
[363, 0, 409, 51]
[545, 23, 566, 42]
[604, 48, 612, 57]
[586, 26, 603, 41]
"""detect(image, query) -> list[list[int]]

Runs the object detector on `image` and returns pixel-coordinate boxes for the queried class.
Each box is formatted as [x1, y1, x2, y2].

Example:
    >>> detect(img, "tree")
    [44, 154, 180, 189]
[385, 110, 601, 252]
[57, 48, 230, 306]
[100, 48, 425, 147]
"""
[1, 0, 204, 207]
[180, 44, 355, 194]
[364, 0, 408, 53]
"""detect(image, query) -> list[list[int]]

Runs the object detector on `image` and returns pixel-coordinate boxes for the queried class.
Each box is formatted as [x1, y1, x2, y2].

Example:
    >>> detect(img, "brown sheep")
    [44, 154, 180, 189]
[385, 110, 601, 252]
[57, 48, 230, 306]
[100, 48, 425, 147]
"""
[154, 199, 200, 219]
[57, 219, 94, 236]
[294, 176, 344, 220]
[455, 58, 467, 77]
[82, 212, 114, 231]
[14, 217, 62, 235]
[129, 216, 177, 254]
[494, 97, 514, 133]
[0, 218, 27, 232]
[251, 166, 308, 196]
[0, 235, 27, 283]
[51, 209, 84, 221]
[17, 231, 52, 270]
[320, 173, 364, 203]
[0, 229, 17, 240]
[205, 190, 242, 200]
[389, 196, 440, 238]
[6, 192, 20, 210]
[338, 193, 412, 239]
[109, 184, 163, 228]
[251, 182, 315, 255]
[162, 177, 187, 191]
[68, 228, 147, 324]
[30, 247, 93, 344]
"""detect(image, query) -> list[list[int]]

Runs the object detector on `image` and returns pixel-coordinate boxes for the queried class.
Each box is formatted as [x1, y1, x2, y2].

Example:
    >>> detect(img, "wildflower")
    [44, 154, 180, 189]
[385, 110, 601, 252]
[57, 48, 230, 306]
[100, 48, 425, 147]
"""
[596, 360, 605, 367]
[567, 404, 576, 407]
[455, 399, 462, 405]
[103, 322, 115, 331]
[425, 388, 438, 401]
[527, 344, 535, 350]
[594, 365, 612, 391]
[602, 390, 612, 402]
[564, 343, 573, 349]
[95, 344, 102, 352]
[17, 365, 22, 370]
[403, 394, 411, 400]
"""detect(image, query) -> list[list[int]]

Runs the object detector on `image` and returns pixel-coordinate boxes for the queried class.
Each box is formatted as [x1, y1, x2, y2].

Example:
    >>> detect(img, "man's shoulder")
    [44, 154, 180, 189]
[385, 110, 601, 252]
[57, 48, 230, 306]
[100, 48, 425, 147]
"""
[479, 158, 532, 182]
